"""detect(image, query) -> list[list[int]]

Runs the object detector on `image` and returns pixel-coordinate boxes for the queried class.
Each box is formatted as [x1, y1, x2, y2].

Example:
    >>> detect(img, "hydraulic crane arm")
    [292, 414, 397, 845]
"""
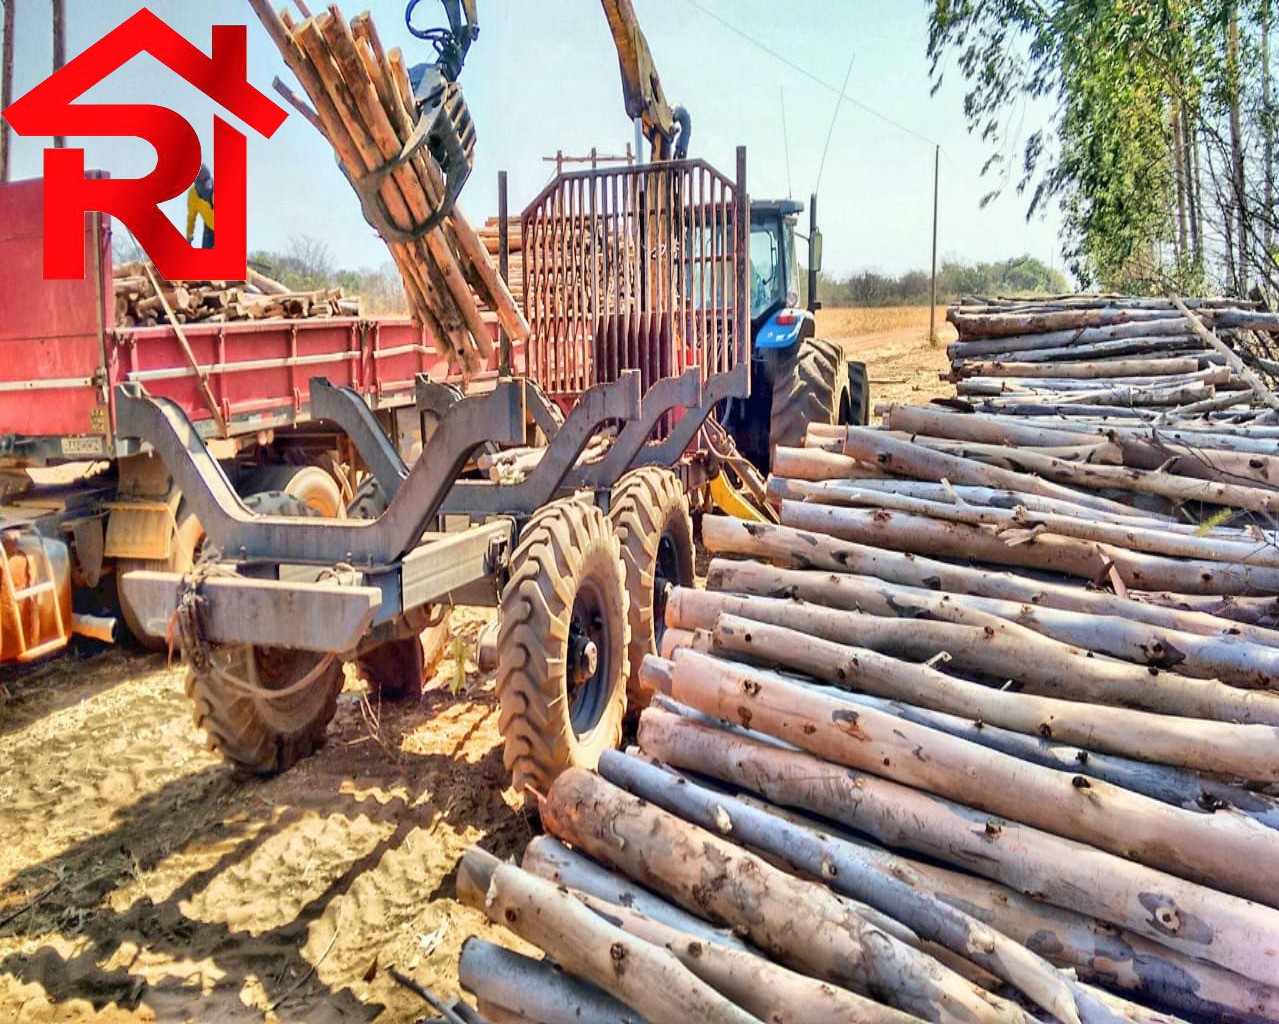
[600, 0, 690, 161]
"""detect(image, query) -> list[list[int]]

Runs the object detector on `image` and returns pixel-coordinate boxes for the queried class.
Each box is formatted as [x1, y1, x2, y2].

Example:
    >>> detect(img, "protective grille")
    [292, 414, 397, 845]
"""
[521, 155, 747, 404]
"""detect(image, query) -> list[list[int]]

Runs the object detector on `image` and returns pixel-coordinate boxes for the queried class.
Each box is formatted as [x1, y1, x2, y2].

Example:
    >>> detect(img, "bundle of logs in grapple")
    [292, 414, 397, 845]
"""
[113, 261, 359, 327]
[442, 309, 1279, 1024]
[948, 294, 1279, 420]
[249, 1, 529, 376]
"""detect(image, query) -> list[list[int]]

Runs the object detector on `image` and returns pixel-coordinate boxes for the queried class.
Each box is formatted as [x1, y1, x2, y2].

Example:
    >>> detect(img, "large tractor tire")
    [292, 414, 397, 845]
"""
[248, 463, 345, 519]
[346, 476, 450, 702]
[609, 467, 694, 705]
[184, 492, 343, 775]
[768, 337, 852, 458]
[117, 503, 205, 651]
[497, 498, 630, 798]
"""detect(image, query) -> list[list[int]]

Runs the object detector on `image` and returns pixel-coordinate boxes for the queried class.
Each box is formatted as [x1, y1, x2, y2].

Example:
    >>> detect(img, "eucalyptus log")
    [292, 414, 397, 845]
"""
[660, 648, 1279, 902]
[1172, 294, 1279, 413]
[956, 356, 1202, 380]
[521, 836, 750, 953]
[572, 882, 922, 1024]
[458, 850, 763, 1024]
[540, 769, 1028, 1024]
[948, 318, 1198, 358]
[708, 610, 1279, 777]
[700, 516, 1279, 648]
[954, 335, 1203, 365]
[668, 588, 1278, 727]
[601, 746, 1105, 1024]
[772, 446, 885, 482]
[706, 558, 1279, 691]
[782, 502, 1279, 596]
[458, 938, 643, 1024]
[636, 711, 1279, 987]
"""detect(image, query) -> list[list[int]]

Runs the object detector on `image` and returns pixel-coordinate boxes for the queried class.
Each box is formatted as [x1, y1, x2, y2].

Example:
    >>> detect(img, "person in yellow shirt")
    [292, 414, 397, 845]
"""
[185, 163, 215, 248]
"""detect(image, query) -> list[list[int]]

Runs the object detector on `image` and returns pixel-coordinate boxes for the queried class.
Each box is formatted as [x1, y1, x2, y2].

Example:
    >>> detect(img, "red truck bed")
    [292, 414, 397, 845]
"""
[0, 177, 513, 466]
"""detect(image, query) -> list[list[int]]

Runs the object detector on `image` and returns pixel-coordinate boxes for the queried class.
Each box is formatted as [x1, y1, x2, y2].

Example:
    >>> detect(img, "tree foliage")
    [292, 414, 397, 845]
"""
[929, 0, 1278, 297]
[814, 255, 1069, 306]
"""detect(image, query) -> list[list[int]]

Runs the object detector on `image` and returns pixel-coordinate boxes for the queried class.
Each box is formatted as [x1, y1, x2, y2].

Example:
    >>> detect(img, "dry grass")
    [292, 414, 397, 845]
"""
[816, 305, 956, 407]
[818, 305, 950, 340]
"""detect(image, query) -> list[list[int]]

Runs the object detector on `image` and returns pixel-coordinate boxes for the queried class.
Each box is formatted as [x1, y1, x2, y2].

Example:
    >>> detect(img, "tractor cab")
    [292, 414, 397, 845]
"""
[749, 199, 816, 347]
[724, 196, 866, 474]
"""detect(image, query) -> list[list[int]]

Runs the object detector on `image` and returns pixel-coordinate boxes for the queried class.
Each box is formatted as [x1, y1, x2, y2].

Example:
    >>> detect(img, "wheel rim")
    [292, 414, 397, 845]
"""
[244, 645, 335, 727]
[652, 531, 681, 651]
[567, 578, 611, 738]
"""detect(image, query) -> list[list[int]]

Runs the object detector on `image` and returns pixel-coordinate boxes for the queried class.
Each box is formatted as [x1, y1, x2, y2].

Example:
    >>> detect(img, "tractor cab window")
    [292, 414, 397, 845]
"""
[750, 225, 785, 320]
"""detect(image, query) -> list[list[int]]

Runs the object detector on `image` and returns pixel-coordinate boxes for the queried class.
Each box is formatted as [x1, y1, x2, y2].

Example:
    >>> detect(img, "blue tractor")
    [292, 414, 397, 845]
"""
[723, 194, 870, 474]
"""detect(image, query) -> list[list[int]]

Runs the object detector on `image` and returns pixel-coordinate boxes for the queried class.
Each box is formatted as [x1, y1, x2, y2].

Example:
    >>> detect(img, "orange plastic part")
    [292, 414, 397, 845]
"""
[0, 527, 72, 663]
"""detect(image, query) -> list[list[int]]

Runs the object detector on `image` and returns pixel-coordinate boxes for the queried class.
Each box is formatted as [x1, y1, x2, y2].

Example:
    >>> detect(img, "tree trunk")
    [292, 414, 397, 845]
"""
[540, 769, 1030, 1024]
[699, 515, 1279, 648]
[458, 851, 766, 1024]
[635, 711, 1279, 988]
[707, 557, 1279, 694]
[1228, 4, 1249, 293]
[598, 747, 1107, 1024]
[669, 586, 1279, 726]
[661, 647, 1279, 905]
[782, 502, 1279, 595]
[458, 938, 644, 1024]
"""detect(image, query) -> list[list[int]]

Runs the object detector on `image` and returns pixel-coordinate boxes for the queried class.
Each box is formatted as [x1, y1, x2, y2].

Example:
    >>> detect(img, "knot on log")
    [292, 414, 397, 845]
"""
[609, 942, 627, 974]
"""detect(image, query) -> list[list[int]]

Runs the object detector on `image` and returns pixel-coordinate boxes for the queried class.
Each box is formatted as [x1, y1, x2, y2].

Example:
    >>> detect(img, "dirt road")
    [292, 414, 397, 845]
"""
[0, 307, 952, 1022]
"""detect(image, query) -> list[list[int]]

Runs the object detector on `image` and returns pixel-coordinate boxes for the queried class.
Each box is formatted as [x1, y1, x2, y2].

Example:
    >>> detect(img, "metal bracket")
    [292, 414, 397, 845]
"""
[114, 379, 526, 565]
[571, 368, 701, 488]
[440, 370, 643, 517]
[634, 363, 748, 470]
[524, 379, 566, 441]
[309, 377, 407, 498]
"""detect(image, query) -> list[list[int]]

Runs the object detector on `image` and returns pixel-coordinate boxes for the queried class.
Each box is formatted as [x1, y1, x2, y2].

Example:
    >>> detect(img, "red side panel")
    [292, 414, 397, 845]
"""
[0, 178, 111, 440]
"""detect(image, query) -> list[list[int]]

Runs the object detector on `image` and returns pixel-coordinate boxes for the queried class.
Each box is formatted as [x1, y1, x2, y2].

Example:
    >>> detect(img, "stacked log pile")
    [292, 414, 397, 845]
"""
[447, 298, 1279, 1024]
[477, 217, 523, 310]
[948, 294, 1279, 419]
[250, 1, 529, 376]
[113, 261, 359, 327]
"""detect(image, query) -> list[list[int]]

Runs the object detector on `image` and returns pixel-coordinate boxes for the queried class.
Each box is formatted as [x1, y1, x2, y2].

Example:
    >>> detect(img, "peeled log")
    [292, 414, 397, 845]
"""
[660, 647, 1279, 904]
[667, 588, 1276, 732]
[699, 516, 1279, 649]
[600, 746, 1100, 1024]
[459, 851, 764, 1024]
[458, 938, 643, 1024]
[707, 557, 1279, 693]
[540, 768, 1028, 1024]
[782, 502, 1279, 596]
[708, 610, 1279, 778]
[634, 711, 1279, 988]
[955, 356, 1202, 380]
[570, 881, 923, 1024]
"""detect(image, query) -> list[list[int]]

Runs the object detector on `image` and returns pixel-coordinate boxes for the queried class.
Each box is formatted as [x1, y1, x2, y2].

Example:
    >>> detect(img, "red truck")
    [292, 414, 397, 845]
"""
[0, 176, 510, 663]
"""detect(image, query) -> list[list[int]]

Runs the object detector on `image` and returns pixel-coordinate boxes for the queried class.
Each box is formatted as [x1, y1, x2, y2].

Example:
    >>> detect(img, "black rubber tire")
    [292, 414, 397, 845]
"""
[117, 502, 204, 651]
[184, 492, 343, 775]
[847, 360, 870, 426]
[609, 467, 694, 705]
[346, 475, 388, 520]
[496, 498, 630, 797]
[346, 477, 451, 702]
[247, 463, 345, 519]
[768, 337, 851, 461]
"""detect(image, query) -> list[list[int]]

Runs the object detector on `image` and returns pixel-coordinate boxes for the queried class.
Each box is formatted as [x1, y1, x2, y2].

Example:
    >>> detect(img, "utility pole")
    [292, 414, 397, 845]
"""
[929, 144, 939, 345]
[1, 0, 14, 183]
[52, 0, 65, 148]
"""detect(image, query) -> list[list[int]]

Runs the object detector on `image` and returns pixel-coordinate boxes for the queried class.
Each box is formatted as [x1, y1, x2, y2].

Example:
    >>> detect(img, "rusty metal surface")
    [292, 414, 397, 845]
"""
[521, 154, 748, 413]
[0, 526, 72, 663]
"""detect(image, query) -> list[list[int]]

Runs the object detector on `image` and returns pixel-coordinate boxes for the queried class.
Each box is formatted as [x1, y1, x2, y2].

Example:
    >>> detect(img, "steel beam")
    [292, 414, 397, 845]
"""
[309, 377, 406, 497]
[114, 379, 525, 564]
[634, 362, 748, 470]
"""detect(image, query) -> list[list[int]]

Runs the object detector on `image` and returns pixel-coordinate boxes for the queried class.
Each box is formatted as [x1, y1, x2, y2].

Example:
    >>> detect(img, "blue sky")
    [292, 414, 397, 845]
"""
[4, 1, 1064, 279]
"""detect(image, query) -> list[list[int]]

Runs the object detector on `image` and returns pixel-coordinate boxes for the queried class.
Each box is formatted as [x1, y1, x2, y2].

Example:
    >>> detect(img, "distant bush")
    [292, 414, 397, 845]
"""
[810, 255, 1069, 307]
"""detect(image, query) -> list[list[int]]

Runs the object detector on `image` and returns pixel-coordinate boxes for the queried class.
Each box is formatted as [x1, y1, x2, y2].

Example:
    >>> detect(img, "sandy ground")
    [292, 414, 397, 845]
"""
[0, 306, 952, 1023]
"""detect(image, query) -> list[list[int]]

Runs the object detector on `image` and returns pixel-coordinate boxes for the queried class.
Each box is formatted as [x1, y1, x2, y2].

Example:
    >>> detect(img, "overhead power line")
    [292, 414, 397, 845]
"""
[681, 0, 940, 150]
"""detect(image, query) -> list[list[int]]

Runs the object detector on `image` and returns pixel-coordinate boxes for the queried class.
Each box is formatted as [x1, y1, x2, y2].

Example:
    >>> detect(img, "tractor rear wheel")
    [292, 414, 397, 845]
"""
[848, 359, 870, 426]
[497, 498, 630, 798]
[184, 492, 343, 774]
[347, 476, 451, 701]
[609, 467, 693, 706]
[248, 464, 345, 519]
[768, 337, 851, 459]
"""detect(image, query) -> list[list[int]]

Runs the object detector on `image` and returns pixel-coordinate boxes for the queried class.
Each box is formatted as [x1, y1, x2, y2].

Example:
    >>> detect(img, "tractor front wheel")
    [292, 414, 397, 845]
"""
[609, 467, 694, 706]
[496, 498, 630, 798]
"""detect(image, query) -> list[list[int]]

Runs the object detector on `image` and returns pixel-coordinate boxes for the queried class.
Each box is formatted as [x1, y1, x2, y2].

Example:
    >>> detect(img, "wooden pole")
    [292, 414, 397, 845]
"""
[51, 0, 64, 149]
[929, 144, 939, 346]
[1, 0, 14, 182]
